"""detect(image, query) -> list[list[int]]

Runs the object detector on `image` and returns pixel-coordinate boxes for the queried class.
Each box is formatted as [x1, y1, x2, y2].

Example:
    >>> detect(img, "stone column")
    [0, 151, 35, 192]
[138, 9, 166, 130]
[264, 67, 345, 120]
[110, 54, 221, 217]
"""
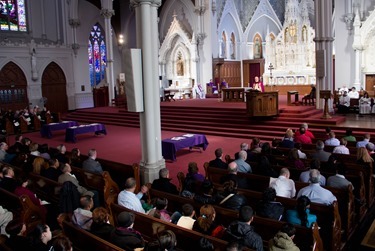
[68, 0, 80, 55]
[130, 0, 165, 183]
[314, 0, 334, 110]
[353, 8, 363, 90]
[100, 1, 115, 103]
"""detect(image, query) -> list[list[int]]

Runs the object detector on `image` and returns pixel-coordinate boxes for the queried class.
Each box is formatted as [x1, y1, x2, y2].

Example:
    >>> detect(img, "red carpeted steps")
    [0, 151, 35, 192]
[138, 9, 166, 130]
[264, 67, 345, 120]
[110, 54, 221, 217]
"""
[63, 100, 369, 142]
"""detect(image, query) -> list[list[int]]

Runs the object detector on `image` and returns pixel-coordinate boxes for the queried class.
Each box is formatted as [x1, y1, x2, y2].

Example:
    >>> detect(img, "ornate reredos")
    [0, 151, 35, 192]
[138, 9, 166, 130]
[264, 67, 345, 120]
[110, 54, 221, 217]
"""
[358, 5, 375, 72]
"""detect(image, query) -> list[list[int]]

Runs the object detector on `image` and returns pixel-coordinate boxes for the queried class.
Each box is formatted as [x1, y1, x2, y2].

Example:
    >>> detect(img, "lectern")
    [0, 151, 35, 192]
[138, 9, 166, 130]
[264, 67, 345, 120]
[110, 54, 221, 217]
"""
[320, 90, 332, 119]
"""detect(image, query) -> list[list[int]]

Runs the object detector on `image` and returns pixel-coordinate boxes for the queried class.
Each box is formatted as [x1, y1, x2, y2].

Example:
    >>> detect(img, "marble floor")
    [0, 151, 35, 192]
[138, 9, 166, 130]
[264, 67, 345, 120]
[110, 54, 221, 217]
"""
[338, 113, 375, 129]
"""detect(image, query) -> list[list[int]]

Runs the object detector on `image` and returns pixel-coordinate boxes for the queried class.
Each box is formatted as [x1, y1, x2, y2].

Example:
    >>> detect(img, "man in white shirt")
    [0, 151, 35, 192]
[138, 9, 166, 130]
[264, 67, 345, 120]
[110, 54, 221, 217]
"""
[325, 132, 340, 146]
[333, 138, 350, 155]
[297, 169, 337, 205]
[269, 168, 296, 198]
[338, 91, 350, 114]
[348, 87, 359, 99]
[338, 85, 348, 95]
[118, 177, 148, 214]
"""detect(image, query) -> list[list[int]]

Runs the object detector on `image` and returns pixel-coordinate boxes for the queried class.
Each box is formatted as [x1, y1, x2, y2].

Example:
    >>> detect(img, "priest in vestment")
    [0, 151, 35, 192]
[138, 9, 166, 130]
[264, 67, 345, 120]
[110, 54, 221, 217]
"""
[252, 76, 264, 92]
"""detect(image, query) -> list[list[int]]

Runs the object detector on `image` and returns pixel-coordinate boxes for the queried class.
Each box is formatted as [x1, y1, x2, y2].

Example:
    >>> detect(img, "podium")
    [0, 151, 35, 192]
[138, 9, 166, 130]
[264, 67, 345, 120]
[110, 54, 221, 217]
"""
[93, 86, 109, 107]
[320, 90, 332, 119]
[246, 91, 279, 117]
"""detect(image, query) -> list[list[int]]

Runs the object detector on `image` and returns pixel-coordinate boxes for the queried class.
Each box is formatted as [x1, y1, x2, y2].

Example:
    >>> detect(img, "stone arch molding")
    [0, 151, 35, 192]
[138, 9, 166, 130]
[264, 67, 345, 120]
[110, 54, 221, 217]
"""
[159, 16, 195, 83]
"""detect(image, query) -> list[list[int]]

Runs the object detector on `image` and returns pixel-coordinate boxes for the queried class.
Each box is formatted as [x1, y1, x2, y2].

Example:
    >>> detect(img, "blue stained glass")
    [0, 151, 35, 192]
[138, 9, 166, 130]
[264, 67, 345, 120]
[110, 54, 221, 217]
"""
[0, 0, 27, 31]
[88, 23, 106, 87]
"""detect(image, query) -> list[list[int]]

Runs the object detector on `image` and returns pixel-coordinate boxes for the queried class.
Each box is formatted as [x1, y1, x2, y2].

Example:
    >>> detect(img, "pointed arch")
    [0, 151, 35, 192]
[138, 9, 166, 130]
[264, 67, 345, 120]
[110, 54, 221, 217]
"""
[0, 61, 28, 110]
[42, 62, 68, 113]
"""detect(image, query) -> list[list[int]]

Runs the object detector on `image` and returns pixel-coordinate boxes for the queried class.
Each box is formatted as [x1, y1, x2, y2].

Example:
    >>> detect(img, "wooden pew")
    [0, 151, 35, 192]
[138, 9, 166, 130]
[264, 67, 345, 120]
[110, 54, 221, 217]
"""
[0, 188, 45, 233]
[5, 118, 14, 134]
[148, 188, 322, 251]
[28, 172, 61, 205]
[109, 203, 236, 251]
[62, 221, 124, 251]
[103, 171, 120, 209]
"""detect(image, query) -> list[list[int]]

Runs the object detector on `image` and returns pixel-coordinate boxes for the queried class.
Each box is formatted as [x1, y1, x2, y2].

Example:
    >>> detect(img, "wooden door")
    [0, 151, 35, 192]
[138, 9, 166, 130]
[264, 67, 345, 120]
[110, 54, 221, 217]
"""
[42, 62, 68, 113]
[365, 75, 375, 95]
[0, 62, 28, 111]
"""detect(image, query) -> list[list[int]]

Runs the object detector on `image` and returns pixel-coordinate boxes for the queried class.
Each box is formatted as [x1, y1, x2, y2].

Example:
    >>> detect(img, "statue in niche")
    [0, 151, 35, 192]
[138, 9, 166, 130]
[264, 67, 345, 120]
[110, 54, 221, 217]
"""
[254, 37, 261, 59]
[302, 26, 307, 42]
[176, 53, 184, 76]
[219, 40, 224, 57]
[30, 39, 38, 81]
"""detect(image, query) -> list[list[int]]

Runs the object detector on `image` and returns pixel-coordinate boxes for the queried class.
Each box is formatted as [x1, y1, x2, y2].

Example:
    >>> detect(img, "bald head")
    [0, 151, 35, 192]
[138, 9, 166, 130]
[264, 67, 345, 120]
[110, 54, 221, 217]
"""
[280, 168, 290, 178]
[228, 162, 238, 174]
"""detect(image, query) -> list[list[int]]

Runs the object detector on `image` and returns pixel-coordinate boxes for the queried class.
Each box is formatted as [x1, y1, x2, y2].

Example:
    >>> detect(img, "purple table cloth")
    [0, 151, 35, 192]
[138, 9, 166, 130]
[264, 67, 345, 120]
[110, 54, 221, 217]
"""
[65, 123, 107, 143]
[40, 121, 79, 138]
[162, 134, 209, 161]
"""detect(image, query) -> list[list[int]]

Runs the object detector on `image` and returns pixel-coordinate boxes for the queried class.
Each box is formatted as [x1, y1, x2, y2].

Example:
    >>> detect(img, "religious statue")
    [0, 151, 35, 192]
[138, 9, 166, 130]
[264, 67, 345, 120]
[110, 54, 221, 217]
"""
[176, 56, 184, 76]
[30, 39, 38, 81]
[254, 37, 261, 59]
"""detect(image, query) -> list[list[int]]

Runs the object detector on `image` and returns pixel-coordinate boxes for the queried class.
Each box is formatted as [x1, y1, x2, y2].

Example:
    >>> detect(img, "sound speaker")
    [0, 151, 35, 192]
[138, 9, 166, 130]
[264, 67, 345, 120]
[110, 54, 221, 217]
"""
[124, 49, 144, 112]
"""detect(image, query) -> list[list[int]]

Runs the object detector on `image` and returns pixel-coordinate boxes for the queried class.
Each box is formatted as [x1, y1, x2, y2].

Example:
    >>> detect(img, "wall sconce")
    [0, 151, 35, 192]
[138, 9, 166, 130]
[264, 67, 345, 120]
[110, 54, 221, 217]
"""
[118, 34, 124, 50]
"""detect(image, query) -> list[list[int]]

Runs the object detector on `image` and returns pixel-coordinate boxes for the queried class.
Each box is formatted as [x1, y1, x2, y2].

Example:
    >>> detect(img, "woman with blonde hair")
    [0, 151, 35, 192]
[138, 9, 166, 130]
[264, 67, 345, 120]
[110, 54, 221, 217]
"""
[357, 147, 374, 167]
[280, 128, 295, 149]
[32, 157, 47, 174]
[192, 204, 225, 238]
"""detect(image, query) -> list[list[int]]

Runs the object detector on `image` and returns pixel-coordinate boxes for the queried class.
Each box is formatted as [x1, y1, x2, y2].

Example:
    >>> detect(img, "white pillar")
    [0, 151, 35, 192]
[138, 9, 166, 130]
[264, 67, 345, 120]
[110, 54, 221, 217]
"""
[314, 0, 334, 110]
[130, 0, 165, 183]
[101, 7, 115, 103]
[55, 0, 61, 44]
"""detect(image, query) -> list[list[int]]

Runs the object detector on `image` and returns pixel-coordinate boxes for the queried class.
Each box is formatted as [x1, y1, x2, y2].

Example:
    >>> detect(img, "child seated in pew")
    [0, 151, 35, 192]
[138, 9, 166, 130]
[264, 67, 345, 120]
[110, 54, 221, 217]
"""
[285, 196, 317, 228]
[145, 230, 177, 251]
[192, 204, 226, 238]
[176, 203, 196, 230]
[148, 197, 171, 222]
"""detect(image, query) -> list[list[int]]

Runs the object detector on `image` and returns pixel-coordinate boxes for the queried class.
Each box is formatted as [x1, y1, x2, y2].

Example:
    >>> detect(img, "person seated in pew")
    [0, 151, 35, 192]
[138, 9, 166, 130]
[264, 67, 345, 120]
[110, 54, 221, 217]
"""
[14, 175, 48, 216]
[225, 206, 263, 251]
[0, 205, 13, 237]
[348, 86, 359, 99]
[356, 133, 371, 148]
[234, 151, 252, 173]
[29, 142, 40, 157]
[220, 162, 250, 190]
[182, 162, 205, 195]
[193, 204, 226, 238]
[259, 142, 278, 165]
[270, 168, 296, 198]
[280, 129, 295, 149]
[151, 168, 179, 195]
[366, 143, 375, 159]
[72, 195, 94, 231]
[209, 148, 228, 170]
[285, 148, 305, 170]
[194, 179, 218, 205]
[356, 147, 374, 168]
[294, 127, 312, 145]
[256, 156, 278, 178]
[337, 91, 350, 114]
[176, 203, 196, 230]
[146, 230, 177, 251]
[118, 177, 149, 214]
[5, 218, 29, 250]
[294, 143, 307, 160]
[111, 211, 145, 251]
[268, 223, 300, 251]
[0, 166, 18, 192]
[285, 196, 317, 228]
[294, 123, 315, 140]
[52, 236, 73, 251]
[299, 159, 326, 186]
[41, 158, 62, 181]
[82, 149, 103, 174]
[148, 197, 171, 222]
[256, 187, 284, 221]
[327, 163, 354, 190]
[234, 143, 249, 160]
[332, 138, 350, 155]
[343, 128, 357, 142]
[33, 157, 49, 175]
[39, 144, 51, 160]
[90, 207, 115, 241]
[20, 137, 32, 154]
[310, 140, 331, 162]
[325, 131, 340, 147]
[0, 142, 15, 164]
[67, 148, 82, 168]
[297, 169, 337, 206]
[7, 134, 23, 155]
[28, 223, 53, 251]
[247, 138, 262, 162]
[217, 180, 248, 211]
[55, 144, 68, 164]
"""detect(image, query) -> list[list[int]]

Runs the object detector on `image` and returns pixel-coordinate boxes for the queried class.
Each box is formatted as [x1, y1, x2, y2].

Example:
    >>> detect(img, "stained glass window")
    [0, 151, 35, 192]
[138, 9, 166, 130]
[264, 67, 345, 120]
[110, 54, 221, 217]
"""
[88, 23, 106, 87]
[0, 0, 27, 31]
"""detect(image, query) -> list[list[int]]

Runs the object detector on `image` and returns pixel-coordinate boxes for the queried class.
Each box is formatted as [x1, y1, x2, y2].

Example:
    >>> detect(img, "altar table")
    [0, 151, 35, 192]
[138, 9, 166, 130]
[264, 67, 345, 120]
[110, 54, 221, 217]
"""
[40, 121, 79, 138]
[65, 123, 107, 143]
[162, 134, 209, 161]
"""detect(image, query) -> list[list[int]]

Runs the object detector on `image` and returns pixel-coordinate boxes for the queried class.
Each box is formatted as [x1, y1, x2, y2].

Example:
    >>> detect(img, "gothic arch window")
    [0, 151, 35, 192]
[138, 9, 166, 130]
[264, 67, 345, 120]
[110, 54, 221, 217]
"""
[221, 31, 227, 59]
[88, 23, 106, 87]
[230, 32, 236, 59]
[253, 34, 262, 59]
[0, 0, 27, 31]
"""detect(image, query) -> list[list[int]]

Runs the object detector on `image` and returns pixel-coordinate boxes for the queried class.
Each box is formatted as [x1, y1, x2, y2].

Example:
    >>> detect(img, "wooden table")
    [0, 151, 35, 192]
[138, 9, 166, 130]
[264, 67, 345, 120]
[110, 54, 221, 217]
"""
[287, 91, 299, 105]
[222, 88, 247, 102]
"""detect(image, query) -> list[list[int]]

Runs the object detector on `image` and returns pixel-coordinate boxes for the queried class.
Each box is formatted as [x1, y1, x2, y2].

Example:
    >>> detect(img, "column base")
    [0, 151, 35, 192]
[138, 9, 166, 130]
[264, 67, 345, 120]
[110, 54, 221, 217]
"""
[140, 158, 166, 184]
